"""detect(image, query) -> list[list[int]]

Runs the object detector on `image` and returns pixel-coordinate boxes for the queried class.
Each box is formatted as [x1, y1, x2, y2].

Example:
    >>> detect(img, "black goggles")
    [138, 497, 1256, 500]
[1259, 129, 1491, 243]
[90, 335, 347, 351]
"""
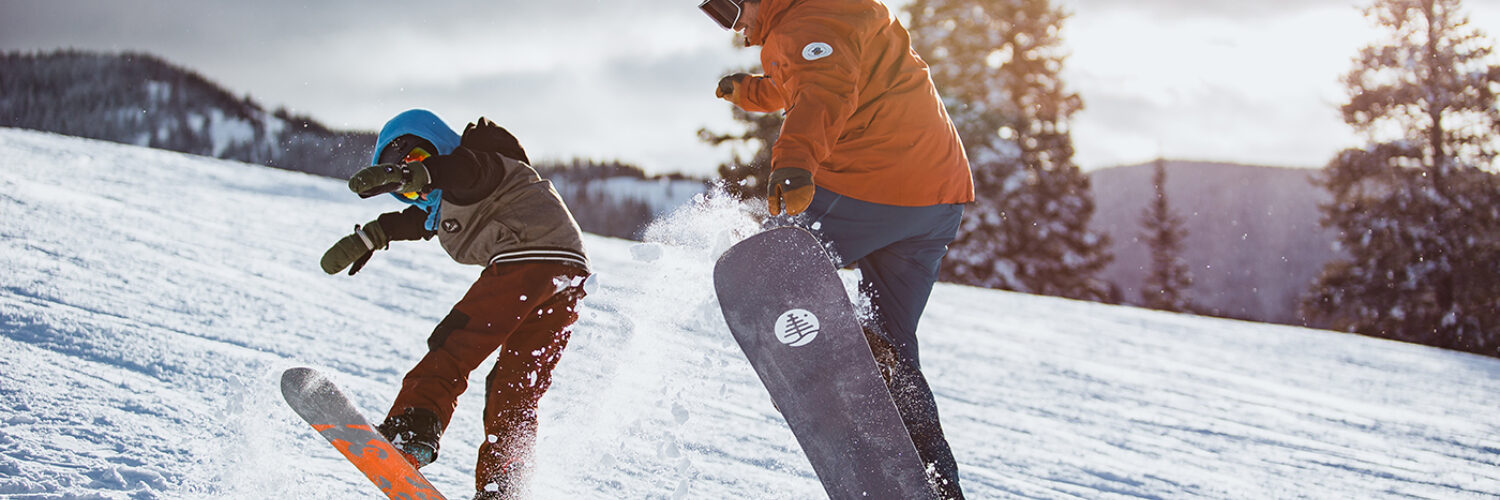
[699, 0, 742, 31]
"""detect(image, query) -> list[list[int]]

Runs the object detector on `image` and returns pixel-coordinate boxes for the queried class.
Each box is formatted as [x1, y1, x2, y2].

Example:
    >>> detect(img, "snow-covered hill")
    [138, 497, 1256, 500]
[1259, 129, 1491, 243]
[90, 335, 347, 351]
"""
[1, 128, 1497, 499]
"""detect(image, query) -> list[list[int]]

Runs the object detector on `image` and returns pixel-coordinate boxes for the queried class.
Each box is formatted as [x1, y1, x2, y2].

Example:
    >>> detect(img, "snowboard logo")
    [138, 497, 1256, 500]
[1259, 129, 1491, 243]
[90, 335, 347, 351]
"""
[774, 309, 820, 347]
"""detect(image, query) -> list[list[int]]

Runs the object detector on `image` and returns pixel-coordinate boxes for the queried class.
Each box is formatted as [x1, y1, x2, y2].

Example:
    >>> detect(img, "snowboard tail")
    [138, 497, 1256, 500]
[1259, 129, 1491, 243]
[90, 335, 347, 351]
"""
[280, 367, 447, 500]
[714, 227, 936, 500]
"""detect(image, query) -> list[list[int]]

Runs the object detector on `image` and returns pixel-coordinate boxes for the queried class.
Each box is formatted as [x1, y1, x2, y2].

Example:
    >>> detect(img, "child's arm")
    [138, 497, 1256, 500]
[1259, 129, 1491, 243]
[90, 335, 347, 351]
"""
[320, 207, 434, 275]
[421, 151, 500, 205]
[377, 206, 436, 241]
[422, 119, 530, 205]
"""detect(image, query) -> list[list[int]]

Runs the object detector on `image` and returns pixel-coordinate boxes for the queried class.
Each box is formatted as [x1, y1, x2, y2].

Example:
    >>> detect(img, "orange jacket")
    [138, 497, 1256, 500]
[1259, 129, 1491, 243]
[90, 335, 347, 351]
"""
[735, 0, 973, 206]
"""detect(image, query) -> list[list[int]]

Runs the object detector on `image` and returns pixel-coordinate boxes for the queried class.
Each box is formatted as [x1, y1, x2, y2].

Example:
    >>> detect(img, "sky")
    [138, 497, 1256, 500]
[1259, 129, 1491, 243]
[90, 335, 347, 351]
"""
[1, 0, 1497, 175]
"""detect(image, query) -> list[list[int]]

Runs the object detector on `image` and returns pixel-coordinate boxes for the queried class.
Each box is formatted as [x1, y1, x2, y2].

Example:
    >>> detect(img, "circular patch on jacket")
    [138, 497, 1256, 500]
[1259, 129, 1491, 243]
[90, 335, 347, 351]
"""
[441, 219, 462, 233]
[802, 42, 834, 61]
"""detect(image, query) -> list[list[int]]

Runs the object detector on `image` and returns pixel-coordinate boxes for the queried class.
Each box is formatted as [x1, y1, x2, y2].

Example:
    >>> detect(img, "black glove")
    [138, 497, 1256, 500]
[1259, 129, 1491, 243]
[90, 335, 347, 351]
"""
[767, 167, 814, 216]
[348, 161, 432, 199]
[321, 220, 390, 275]
[462, 118, 530, 163]
[378, 206, 437, 242]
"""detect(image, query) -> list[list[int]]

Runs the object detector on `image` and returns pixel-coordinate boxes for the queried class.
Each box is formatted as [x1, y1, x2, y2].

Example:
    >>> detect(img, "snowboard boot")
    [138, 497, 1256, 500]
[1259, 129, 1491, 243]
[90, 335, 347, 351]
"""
[377, 407, 443, 468]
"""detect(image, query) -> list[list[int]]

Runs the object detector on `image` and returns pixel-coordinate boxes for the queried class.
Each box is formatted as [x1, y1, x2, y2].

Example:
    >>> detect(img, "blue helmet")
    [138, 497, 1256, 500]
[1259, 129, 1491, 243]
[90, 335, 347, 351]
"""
[373, 109, 461, 230]
[373, 109, 461, 165]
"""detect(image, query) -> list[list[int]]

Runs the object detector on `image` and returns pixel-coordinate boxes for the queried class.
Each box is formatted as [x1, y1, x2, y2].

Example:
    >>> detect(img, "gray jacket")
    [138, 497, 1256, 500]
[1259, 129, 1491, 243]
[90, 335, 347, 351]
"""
[434, 154, 588, 271]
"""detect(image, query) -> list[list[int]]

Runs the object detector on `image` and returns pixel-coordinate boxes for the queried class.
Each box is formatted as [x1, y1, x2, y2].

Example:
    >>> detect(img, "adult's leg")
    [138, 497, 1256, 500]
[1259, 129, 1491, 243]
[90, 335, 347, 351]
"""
[803, 190, 966, 498]
[856, 235, 950, 368]
[864, 328, 964, 500]
[802, 189, 964, 365]
[856, 205, 964, 499]
[797, 188, 893, 268]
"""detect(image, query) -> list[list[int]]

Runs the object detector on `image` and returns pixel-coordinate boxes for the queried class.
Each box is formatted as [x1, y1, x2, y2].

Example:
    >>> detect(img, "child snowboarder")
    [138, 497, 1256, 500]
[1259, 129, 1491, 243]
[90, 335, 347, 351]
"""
[320, 109, 590, 499]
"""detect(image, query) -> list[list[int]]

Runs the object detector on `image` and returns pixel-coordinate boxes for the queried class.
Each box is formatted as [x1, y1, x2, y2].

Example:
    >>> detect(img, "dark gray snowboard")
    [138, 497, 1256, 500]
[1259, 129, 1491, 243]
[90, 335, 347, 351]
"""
[713, 227, 935, 500]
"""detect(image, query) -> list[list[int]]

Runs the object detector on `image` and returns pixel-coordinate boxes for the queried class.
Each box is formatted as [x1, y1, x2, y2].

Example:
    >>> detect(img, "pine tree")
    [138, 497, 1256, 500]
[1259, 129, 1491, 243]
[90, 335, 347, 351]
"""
[699, 63, 783, 201]
[1140, 158, 1195, 312]
[698, 104, 782, 200]
[1304, 0, 1500, 355]
[905, 0, 1113, 301]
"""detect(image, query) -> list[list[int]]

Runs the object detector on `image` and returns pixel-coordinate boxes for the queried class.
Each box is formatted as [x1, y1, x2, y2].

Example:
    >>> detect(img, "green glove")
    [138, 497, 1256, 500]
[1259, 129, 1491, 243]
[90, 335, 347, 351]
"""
[348, 161, 432, 199]
[767, 167, 814, 216]
[321, 220, 390, 275]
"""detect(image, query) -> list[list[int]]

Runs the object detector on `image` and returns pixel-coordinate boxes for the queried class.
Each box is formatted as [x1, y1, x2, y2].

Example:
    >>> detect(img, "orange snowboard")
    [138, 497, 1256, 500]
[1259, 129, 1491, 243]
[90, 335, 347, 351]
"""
[282, 367, 447, 500]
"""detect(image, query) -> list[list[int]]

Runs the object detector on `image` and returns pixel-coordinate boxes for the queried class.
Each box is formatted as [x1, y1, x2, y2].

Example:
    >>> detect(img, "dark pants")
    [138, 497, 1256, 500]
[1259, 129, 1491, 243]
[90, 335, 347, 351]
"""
[798, 187, 966, 499]
[387, 261, 586, 498]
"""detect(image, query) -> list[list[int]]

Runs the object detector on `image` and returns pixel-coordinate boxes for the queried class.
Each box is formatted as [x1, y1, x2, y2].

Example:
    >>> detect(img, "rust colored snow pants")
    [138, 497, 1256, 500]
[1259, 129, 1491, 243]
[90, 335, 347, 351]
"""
[386, 261, 587, 497]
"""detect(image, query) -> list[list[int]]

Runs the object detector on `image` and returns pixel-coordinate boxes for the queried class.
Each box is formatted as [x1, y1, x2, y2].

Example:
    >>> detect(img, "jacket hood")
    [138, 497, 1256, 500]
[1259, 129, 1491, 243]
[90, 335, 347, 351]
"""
[747, 0, 800, 46]
[373, 109, 461, 224]
[372, 109, 461, 166]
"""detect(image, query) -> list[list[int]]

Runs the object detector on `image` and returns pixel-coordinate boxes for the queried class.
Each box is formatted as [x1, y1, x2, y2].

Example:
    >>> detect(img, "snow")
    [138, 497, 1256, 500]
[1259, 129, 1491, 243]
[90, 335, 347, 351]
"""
[261, 113, 286, 153]
[588, 176, 705, 215]
[1, 127, 1498, 499]
[205, 109, 254, 158]
[146, 81, 172, 104]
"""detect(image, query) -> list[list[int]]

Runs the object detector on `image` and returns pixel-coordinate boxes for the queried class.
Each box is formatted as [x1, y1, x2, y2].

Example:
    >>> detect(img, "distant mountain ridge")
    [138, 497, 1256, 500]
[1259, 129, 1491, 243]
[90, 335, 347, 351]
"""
[0, 50, 375, 178]
[1089, 161, 1341, 326]
[0, 49, 703, 239]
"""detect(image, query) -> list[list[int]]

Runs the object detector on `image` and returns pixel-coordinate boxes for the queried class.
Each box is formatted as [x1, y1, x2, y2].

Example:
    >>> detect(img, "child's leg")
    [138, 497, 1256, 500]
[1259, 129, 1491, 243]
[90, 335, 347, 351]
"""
[474, 278, 584, 497]
[386, 262, 583, 428]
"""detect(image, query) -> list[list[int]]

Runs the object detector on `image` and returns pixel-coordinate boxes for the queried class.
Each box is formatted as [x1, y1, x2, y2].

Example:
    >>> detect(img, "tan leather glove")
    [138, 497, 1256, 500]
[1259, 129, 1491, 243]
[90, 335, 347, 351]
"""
[716, 73, 751, 104]
[767, 167, 814, 216]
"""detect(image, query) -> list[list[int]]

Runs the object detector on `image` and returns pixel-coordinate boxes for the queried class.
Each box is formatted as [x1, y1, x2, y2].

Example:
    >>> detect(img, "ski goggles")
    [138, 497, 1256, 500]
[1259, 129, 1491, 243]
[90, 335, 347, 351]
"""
[376, 134, 436, 200]
[699, 0, 743, 31]
[377, 134, 437, 165]
[395, 147, 432, 200]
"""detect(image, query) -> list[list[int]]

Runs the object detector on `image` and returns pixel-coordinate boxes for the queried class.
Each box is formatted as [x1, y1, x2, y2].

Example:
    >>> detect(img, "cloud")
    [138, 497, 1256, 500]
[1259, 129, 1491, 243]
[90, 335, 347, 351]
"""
[319, 36, 758, 174]
[1059, 4, 1375, 169]
[7, 0, 1493, 176]
[0, 0, 758, 174]
[1061, 0, 1365, 21]
[1071, 81, 1357, 169]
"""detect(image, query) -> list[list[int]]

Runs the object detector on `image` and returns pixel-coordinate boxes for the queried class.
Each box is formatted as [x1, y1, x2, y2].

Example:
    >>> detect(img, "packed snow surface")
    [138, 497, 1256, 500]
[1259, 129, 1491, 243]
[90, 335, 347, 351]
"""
[1, 128, 1497, 499]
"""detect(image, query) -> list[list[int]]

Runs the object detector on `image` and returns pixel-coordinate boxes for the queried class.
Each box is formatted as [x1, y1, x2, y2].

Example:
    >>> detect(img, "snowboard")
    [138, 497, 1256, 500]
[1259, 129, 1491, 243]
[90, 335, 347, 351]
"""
[713, 227, 936, 500]
[280, 367, 448, 500]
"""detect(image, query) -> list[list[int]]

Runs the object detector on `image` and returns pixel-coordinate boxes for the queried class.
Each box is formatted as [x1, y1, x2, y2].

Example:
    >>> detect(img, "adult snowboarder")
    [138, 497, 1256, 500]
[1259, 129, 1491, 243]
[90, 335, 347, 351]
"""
[700, 0, 974, 497]
[320, 109, 590, 500]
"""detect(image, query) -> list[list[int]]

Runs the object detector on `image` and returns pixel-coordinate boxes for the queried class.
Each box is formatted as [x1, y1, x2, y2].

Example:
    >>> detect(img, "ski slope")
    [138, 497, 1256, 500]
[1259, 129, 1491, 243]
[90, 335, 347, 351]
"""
[0, 127, 1497, 499]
